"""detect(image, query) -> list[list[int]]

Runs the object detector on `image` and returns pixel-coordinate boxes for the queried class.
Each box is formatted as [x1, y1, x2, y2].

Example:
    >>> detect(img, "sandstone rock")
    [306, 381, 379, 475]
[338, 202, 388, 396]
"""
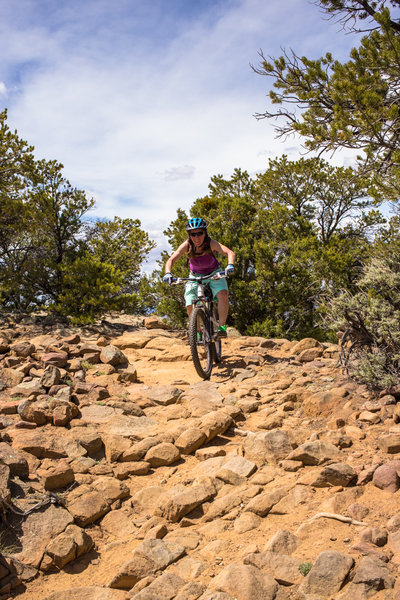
[200, 410, 233, 442]
[372, 461, 400, 493]
[134, 538, 186, 569]
[67, 485, 111, 527]
[99, 414, 158, 439]
[360, 526, 388, 547]
[298, 550, 354, 597]
[175, 428, 207, 454]
[264, 529, 298, 554]
[351, 555, 394, 593]
[286, 440, 339, 465]
[175, 581, 206, 600]
[109, 554, 158, 589]
[43, 587, 129, 600]
[233, 512, 262, 533]
[185, 381, 224, 407]
[0, 338, 10, 353]
[52, 402, 78, 427]
[298, 347, 324, 362]
[145, 385, 183, 406]
[156, 482, 216, 522]
[291, 338, 322, 355]
[245, 486, 289, 517]
[378, 433, 400, 453]
[195, 446, 226, 461]
[12, 430, 68, 458]
[45, 524, 93, 568]
[144, 316, 169, 329]
[0, 367, 24, 387]
[212, 563, 279, 600]
[39, 461, 75, 490]
[11, 379, 45, 398]
[358, 410, 380, 424]
[114, 461, 150, 479]
[41, 352, 69, 368]
[347, 503, 370, 522]
[118, 365, 137, 383]
[312, 462, 357, 487]
[17, 505, 74, 568]
[10, 341, 35, 357]
[303, 388, 350, 418]
[244, 550, 303, 585]
[0, 463, 10, 502]
[40, 366, 61, 389]
[100, 509, 137, 537]
[243, 429, 296, 464]
[215, 456, 256, 484]
[145, 442, 180, 467]
[203, 492, 242, 522]
[92, 476, 130, 503]
[69, 430, 103, 456]
[0, 442, 29, 478]
[102, 434, 132, 462]
[134, 486, 169, 513]
[17, 397, 51, 424]
[388, 530, 400, 553]
[132, 572, 185, 599]
[100, 345, 128, 366]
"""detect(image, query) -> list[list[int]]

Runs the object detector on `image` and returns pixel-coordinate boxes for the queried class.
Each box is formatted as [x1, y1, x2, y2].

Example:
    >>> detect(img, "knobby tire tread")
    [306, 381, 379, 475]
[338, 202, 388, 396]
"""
[212, 304, 222, 363]
[188, 306, 213, 379]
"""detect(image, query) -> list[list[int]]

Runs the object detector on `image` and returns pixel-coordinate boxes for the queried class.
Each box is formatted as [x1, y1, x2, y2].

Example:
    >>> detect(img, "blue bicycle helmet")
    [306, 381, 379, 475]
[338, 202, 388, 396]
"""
[186, 217, 207, 231]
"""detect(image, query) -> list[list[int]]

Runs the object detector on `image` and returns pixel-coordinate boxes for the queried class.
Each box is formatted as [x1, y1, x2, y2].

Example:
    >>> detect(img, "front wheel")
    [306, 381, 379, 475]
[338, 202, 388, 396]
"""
[188, 306, 213, 379]
[211, 304, 222, 363]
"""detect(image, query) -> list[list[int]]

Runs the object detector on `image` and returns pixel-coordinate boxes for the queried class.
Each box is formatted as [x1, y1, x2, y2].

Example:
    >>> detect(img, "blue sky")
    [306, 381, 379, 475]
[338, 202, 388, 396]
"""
[0, 0, 360, 269]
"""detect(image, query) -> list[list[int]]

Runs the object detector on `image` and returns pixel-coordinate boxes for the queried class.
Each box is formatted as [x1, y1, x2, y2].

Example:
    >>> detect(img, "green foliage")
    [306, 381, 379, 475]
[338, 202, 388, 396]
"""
[299, 562, 313, 577]
[156, 159, 377, 339]
[87, 216, 155, 296]
[53, 253, 127, 324]
[0, 111, 154, 322]
[254, 1, 400, 197]
[325, 228, 400, 388]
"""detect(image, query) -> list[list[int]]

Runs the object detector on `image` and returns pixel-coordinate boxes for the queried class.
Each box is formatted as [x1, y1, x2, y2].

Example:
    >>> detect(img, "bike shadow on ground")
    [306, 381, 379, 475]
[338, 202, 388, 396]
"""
[212, 352, 289, 382]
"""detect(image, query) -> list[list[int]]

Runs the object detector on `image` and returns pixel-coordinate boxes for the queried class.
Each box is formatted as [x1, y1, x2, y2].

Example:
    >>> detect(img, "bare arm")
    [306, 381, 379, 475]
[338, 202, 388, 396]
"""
[165, 240, 189, 273]
[210, 239, 235, 264]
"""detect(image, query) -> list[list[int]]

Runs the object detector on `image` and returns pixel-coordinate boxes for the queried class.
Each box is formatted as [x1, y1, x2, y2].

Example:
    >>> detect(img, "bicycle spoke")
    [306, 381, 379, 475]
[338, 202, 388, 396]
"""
[188, 306, 213, 379]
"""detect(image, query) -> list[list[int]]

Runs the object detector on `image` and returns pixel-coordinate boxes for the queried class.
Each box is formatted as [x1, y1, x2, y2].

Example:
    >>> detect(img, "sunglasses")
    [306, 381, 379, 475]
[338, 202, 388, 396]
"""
[190, 231, 205, 238]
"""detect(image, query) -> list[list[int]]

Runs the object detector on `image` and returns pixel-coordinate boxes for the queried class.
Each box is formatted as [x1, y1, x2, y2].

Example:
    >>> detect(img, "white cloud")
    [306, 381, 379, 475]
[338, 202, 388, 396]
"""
[0, 82, 6, 96]
[163, 165, 196, 181]
[0, 0, 359, 271]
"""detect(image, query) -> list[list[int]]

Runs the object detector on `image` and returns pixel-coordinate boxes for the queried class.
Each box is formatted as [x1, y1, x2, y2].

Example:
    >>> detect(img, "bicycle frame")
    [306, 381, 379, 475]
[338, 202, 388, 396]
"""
[172, 271, 225, 336]
[171, 271, 226, 378]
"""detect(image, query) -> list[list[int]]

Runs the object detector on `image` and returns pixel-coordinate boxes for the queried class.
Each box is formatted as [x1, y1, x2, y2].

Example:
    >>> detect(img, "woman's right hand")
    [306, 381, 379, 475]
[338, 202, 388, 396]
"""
[163, 272, 174, 284]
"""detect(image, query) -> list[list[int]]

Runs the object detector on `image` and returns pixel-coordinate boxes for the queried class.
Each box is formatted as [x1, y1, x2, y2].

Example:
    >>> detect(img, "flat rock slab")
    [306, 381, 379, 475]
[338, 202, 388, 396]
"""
[213, 563, 279, 600]
[80, 405, 124, 424]
[299, 550, 354, 597]
[99, 415, 158, 439]
[12, 430, 68, 459]
[135, 538, 186, 569]
[15, 505, 74, 568]
[43, 588, 129, 600]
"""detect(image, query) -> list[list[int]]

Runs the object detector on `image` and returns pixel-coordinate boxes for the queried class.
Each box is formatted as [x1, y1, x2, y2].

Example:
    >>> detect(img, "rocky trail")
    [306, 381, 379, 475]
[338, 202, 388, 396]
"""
[0, 313, 399, 600]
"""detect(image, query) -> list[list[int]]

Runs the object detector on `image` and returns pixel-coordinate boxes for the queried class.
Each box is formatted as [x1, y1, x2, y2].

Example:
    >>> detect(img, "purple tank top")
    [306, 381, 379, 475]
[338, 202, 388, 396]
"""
[189, 253, 220, 274]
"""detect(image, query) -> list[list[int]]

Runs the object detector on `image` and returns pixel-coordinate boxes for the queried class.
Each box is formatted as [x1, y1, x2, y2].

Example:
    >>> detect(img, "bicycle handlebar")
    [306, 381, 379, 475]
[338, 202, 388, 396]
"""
[171, 271, 226, 285]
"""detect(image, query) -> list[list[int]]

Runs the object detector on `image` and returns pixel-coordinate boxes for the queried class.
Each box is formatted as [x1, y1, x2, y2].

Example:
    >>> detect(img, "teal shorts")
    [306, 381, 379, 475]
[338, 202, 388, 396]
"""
[184, 269, 228, 307]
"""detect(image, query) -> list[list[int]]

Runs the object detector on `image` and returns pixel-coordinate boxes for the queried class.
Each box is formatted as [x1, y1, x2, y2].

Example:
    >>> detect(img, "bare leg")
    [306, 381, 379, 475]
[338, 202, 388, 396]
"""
[216, 290, 229, 326]
[186, 305, 192, 318]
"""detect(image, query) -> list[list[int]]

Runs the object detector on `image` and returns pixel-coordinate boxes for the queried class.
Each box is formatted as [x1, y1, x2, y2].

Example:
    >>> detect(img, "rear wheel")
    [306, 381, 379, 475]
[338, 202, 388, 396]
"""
[188, 306, 213, 379]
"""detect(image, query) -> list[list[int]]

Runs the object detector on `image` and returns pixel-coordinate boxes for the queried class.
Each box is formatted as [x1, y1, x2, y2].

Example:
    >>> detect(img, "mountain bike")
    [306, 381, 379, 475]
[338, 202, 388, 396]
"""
[172, 271, 226, 379]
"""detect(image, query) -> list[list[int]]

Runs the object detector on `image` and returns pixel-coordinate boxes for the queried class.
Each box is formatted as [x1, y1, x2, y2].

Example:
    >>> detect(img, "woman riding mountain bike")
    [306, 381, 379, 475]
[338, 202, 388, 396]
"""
[163, 217, 235, 338]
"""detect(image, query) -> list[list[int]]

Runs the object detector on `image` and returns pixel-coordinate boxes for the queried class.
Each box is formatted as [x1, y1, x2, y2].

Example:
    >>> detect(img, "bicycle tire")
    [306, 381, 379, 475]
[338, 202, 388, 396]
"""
[188, 306, 213, 379]
[211, 303, 222, 363]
